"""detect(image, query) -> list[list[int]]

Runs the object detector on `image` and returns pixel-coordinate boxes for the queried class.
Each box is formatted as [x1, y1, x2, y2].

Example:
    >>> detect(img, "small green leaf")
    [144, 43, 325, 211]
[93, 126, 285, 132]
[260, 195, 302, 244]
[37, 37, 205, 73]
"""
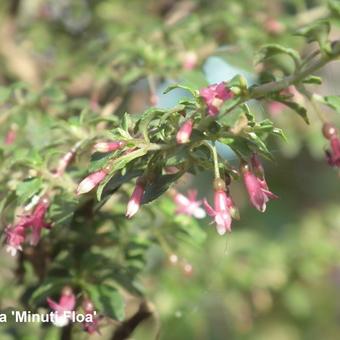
[295, 20, 331, 53]
[86, 284, 125, 321]
[302, 76, 322, 85]
[323, 95, 340, 113]
[16, 178, 43, 204]
[255, 44, 301, 67]
[163, 83, 198, 97]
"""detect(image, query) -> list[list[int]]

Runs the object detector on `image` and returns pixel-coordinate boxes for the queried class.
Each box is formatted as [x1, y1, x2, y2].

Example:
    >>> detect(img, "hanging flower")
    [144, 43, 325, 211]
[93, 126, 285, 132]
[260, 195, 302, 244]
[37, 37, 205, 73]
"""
[173, 190, 206, 219]
[242, 157, 278, 212]
[4, 224, 25, 256]
[47, 287, 76, 327]
[203, 178, 233, 235]
[76, 169, 108, 195]
[199, 82, 234, 116]
[82, 299, 100, 334]
[29, 198, 51, 246]
[176, 119, 193, 144]
[126, 178, 145, 218]
[323, 122, 340, 168]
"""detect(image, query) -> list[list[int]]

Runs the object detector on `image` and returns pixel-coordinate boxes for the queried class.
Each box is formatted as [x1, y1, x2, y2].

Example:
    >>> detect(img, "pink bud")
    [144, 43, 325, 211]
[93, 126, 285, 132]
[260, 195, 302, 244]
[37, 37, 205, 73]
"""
[199, 82, 233, 116]
[76, 170, 107, 195]
[126, 178, 145, 218]
[82, 299, 100, 334]
[29, 198, 51, 246]
[4, 129, 17, 145]
[176, 119, 193, 144]
[93, 141, 125, 153]
[326, 135, 340, 167]
[182, 52, 198, 70]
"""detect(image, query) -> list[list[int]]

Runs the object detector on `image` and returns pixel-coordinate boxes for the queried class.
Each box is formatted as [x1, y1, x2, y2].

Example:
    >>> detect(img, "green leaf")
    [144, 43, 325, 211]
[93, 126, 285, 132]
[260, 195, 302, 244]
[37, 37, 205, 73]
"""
[137, 108, 164, 142]
[96, 148, 148, 200]
[302, 76, 322, 85]
[16, 178, 43, 204]
[329, 0, 340, 18]
[142, 172, 183, 204]
[273, 98, 309, 124]
[85, 284, 125, 320]
[295, 20, 331, 53]
[0, 86, 12, 103]
[163, 83, 198, 97]
[254, 44, 301, 67]
[323, 95, 340, 113]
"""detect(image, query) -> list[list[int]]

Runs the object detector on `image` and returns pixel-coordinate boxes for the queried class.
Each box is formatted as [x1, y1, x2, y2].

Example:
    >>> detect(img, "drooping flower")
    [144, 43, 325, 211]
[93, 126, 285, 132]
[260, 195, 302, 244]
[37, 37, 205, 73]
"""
[93, 141, 125, 153]
[173, 190, 206, 219]
[242, 158, 278, 212]
[126, 178, 145, 218]
[28, 198, 51, 246]
[323, 122, 340, 168]
[203, 178, 233, 235]
[176, 119, 193, 144]
[76, 169, 108, 195]
[4, 128, 17, 145]
[47, 287, 76, 327]
[82, 299, 100, 334]
[5, 224, 25, 256]
[199, 82, 234, 116]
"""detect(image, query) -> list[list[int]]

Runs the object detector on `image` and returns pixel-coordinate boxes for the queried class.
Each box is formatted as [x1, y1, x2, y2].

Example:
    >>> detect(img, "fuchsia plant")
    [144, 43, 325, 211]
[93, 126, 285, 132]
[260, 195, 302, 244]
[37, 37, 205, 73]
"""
[1, 9, 340, 339]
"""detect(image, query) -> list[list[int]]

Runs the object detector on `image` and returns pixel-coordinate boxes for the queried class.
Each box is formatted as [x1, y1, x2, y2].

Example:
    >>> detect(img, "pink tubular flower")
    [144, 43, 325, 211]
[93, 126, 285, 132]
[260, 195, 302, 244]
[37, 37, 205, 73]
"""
[126, 178, 145, 218]
[47, 287, 76, 327]
[176, 119, 193, 144]
[199, 82, 234, 116]
[5, 224, 25, 256]
[323, 123, 340, 168]
[173, 190, 206, 219]
[242, 159, 278, 213]
[82, 299, 100, 334]
[203, 179, 233, 235]
[93, 141, 125, 153]
[76, 169, 108, 195]
[28, 198, 51, 246]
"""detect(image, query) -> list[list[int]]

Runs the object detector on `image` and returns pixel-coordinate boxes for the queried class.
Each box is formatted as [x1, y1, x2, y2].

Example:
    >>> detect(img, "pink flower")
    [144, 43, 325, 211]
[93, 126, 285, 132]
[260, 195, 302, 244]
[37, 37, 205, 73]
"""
[199, 82, 234, 116]
[203, 179, 233, 235]
[182, 51, 198, 70]
[323, 123, 340, 168]
[173, 190, 206, 219]
[5, 224, 25, 256]
[93, 141, 125, 153]
[47, 287, 76, 327]
[28, 198, 51, 246]
[76, 169, 108, 195]
[82, 299, 100, 334]
[4, 128, 17, 145]
[176, 119, 193, 144]
[264, 18, 285, 35]
[242, 159, 277, 212]
[126, 178, 145, 218]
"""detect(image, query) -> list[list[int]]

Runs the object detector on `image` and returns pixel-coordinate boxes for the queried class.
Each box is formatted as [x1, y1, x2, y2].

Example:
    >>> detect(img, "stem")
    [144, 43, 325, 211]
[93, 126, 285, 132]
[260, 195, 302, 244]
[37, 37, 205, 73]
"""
[203, 141, 220, 178]
[250, 41, 340, 98]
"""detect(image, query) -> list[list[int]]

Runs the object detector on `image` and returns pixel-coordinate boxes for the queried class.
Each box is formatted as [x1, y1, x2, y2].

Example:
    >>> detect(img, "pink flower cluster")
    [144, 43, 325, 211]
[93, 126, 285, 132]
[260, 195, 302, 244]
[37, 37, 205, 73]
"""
[5, 198, 51, 256]
[199, 82, 234, 116]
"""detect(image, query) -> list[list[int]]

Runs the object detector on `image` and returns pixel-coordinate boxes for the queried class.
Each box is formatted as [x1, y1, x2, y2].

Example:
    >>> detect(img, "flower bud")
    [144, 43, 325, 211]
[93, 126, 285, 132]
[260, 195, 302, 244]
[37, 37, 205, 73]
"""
[76, 170, 107, 195]
[93, 141, 125, 153]
[126, 178, 145, 218]
[176, 119, 193, 144]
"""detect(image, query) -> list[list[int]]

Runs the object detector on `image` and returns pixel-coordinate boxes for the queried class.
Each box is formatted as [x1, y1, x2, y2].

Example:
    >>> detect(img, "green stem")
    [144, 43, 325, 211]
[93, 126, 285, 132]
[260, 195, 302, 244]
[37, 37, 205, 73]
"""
[203, 141, 220, 178]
